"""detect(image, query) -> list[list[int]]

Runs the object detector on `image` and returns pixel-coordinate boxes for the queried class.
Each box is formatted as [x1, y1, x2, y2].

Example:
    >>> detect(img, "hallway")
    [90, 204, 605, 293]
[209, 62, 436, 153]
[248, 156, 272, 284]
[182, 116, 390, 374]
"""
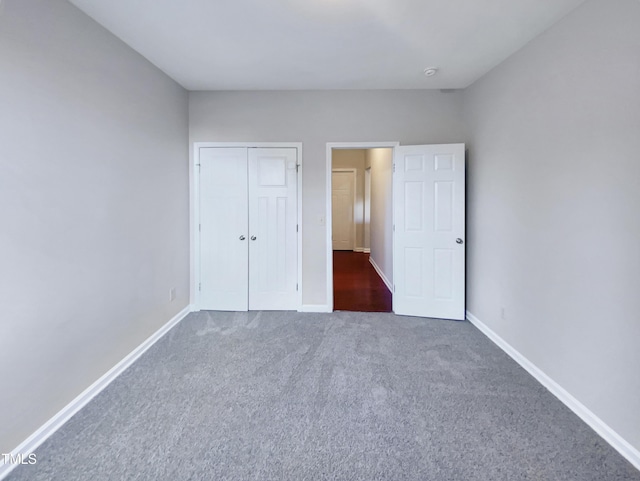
[333, 251, 392, 312]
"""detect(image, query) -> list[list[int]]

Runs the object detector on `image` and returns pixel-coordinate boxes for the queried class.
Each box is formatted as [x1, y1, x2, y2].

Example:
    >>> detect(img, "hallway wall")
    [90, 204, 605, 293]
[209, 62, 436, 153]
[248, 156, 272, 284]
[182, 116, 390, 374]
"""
[365, 148, 394, 287]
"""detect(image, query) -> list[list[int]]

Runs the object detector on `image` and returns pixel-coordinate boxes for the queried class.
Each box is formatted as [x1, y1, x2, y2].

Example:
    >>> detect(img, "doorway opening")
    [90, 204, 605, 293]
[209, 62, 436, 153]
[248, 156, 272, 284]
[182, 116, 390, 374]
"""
[329, 147, 394, 312]
[326, 142, 466, 319]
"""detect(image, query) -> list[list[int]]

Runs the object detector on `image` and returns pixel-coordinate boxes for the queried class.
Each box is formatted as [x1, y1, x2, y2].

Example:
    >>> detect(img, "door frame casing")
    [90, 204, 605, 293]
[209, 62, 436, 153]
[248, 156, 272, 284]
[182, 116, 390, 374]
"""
[192, 142, 303, 311]
[331, 168, 357, 251]
[326, 142, 400, 312]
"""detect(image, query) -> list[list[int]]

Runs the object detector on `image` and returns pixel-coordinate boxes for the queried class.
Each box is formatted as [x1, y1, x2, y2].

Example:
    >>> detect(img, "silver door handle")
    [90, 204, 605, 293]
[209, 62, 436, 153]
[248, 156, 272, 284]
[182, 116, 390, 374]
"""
[456, 238, 463, 244]
[239, 235, 246, 241]
[251, 236, 257, 241]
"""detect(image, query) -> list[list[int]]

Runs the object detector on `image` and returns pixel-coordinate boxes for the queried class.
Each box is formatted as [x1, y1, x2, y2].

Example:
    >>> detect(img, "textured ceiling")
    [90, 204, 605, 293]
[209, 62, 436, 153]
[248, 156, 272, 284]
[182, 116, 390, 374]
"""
[68, 0, 586, 90]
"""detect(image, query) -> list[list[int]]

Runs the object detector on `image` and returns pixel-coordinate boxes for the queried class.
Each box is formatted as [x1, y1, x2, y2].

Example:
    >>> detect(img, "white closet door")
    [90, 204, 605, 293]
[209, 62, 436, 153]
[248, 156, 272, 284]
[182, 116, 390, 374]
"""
[248, 148, 298, 310]
[331, 170, 356, 251]
[393, 144, 465, 320]
[199, 148, 249, 311]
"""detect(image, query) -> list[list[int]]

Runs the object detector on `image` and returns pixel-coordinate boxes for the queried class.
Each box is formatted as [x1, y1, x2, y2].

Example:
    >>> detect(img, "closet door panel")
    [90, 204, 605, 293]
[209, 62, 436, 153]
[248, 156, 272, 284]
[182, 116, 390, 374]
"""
[248, 148, 298, 310]
[199, 148, 249, 311]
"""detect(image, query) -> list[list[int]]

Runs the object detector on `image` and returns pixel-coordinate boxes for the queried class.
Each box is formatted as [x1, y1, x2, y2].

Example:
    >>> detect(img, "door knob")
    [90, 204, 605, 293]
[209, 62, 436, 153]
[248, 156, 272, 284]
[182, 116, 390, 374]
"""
[456, 238, 463, 244]
[239, 235, 246, 241]
[251, 236, 257, 241]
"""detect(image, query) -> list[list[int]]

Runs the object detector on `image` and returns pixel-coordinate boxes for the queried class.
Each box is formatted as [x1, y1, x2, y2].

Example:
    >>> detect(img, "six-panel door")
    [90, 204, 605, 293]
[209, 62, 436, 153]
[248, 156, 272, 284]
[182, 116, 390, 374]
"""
[393, 144, 465, 320]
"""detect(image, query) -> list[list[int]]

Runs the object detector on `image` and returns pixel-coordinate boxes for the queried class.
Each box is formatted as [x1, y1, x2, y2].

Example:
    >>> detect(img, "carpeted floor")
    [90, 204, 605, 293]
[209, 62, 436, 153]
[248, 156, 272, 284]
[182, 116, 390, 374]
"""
[7, 311, 640, 481]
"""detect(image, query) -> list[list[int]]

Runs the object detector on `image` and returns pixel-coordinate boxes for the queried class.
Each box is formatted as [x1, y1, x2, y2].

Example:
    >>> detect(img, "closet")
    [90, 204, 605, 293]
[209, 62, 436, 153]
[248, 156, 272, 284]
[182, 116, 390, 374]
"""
[198, 147, 298, 311]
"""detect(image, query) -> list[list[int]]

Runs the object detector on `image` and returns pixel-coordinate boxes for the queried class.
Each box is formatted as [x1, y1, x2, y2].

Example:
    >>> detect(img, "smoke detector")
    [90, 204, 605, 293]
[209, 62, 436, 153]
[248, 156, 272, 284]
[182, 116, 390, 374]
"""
[423, 67, 439, 77]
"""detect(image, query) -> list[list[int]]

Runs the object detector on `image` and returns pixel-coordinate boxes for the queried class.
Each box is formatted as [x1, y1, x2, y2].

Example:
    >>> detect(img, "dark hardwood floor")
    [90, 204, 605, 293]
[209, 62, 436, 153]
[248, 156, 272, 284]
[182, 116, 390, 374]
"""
[333, 251, 392, 312]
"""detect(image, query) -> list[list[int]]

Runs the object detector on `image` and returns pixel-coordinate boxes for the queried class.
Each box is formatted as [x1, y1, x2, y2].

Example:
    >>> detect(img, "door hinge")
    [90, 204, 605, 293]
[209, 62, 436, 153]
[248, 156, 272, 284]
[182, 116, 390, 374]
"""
[296, 283, 299, 291]
[296, 164, 300, 173]
[393, 284, 396, 292]
[199, 224, 201, 232]
[296, 224, 299, 232]
[393, 224, 395, 232]
[198, 283, 201, 291]
[197, 164, 201, 172]
[393, 163, 396, 172]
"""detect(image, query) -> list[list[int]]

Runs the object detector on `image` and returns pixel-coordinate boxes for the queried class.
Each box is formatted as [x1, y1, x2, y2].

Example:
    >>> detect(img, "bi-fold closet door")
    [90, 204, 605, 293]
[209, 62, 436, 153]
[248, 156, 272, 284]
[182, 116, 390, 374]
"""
[199, 147, 298, 311]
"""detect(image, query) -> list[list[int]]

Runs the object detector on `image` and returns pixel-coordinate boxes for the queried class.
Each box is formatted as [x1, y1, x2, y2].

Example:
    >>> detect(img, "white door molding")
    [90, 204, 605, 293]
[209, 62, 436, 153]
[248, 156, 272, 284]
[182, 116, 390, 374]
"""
[326, 142, 400, 312]
[192, 142, 303, 311]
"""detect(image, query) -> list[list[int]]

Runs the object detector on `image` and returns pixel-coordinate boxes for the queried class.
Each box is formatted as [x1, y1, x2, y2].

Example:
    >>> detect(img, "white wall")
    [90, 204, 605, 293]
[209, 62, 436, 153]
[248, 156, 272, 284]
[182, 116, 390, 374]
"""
[364, 168, 371, 252]
[0, 0, 189, 453]
[332, 149, 366, 250]
[189, 90, 465, 307]
[464, 0, 640, 453]
[366, 148, 394, 286]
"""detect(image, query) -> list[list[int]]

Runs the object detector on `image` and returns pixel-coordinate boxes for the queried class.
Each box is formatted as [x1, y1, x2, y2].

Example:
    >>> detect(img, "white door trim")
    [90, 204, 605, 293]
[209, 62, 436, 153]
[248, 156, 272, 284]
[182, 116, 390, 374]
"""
[326, 142, 400, 312]
[192, 142, 303, 311]
[331, 168, 357, 251]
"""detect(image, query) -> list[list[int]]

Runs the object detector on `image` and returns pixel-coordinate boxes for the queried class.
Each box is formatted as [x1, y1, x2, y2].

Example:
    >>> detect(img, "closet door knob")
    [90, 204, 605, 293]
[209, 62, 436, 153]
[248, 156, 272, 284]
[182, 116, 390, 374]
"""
[239, 235, 246, 241]
[251, 236, 257, 241]
[456, 238, 463, 244]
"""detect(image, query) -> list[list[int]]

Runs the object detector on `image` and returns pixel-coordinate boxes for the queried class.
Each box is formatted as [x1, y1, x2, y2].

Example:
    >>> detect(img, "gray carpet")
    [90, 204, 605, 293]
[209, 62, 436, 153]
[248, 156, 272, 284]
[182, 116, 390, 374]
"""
[7, 311, 640, 481]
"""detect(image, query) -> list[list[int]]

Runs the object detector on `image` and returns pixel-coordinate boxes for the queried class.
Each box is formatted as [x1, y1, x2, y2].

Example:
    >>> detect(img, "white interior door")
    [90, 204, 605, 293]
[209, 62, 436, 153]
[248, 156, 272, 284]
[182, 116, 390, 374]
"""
[332, 170, 355, 251]
[393, 144, 465, 320]
[248, 148, 298, 310]
[199, 147, 249, 311]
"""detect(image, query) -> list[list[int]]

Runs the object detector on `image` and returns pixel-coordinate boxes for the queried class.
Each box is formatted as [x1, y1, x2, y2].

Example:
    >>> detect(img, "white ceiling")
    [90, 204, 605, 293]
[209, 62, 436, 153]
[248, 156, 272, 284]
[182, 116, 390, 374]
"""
[68, 0, 585, 91]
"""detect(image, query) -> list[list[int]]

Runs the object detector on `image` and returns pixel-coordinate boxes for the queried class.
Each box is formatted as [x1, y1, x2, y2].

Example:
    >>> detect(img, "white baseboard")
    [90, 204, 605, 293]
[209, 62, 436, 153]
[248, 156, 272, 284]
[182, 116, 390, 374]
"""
[363, 248, 371, 253]
[299, 304, 332, 313]
[354, 247, 365, 253]
[369, 257, 392, 292]
[0, 304, 194, 481]
[466, 310, 640, 472]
